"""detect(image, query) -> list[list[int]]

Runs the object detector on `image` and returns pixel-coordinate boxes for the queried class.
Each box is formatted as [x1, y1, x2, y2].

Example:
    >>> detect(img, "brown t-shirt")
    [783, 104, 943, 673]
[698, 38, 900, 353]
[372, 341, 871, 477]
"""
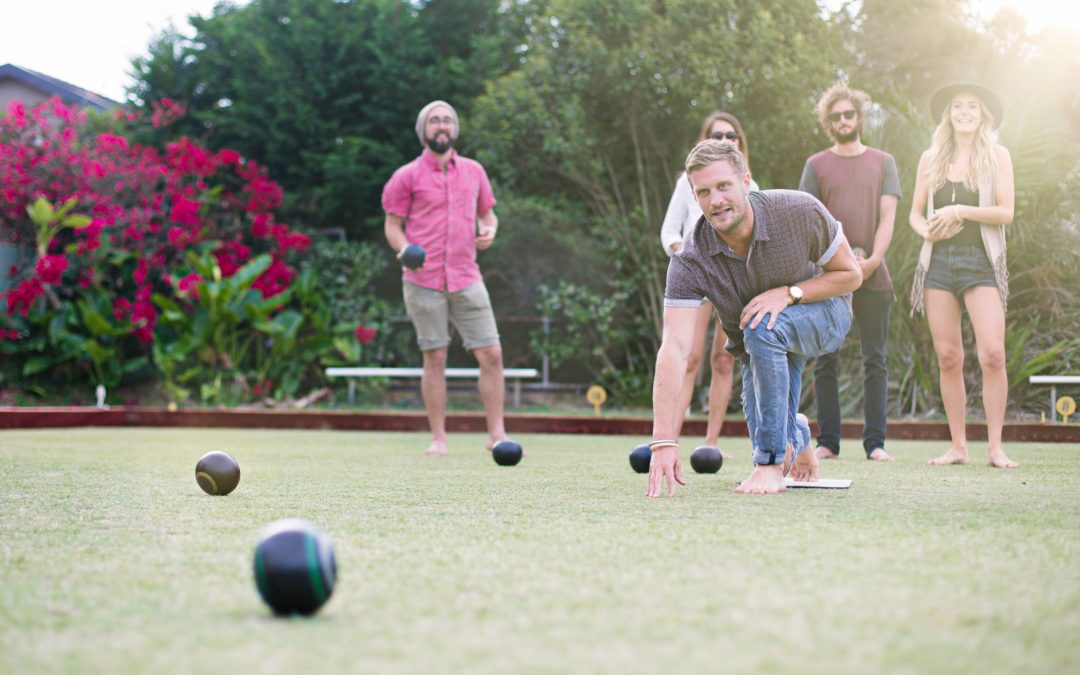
[798, 147, 901, 292]
[664, 190, 844, 358]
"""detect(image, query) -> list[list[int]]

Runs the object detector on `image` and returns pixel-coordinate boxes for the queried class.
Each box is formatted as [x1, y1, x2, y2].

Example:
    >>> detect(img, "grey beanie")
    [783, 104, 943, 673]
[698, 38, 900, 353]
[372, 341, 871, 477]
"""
[415, 100, 459, 147]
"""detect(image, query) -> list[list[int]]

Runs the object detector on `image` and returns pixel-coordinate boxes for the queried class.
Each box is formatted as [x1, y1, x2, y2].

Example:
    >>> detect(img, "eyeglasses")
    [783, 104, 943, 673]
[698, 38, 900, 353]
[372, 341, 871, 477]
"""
[828, 110, 857, 122]
[710, 131, 740, 141]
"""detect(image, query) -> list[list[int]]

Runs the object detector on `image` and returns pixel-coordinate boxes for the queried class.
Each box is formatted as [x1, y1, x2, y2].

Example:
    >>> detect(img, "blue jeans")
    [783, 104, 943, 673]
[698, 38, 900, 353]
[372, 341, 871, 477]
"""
[814, 288, 892, 456]
[741, 296, 852, 466]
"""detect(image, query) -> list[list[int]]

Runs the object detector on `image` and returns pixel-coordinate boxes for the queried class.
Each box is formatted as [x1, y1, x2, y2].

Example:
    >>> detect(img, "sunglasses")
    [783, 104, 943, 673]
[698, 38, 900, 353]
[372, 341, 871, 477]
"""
[710, 130, 740, 141]
[828, 110, 857, 122]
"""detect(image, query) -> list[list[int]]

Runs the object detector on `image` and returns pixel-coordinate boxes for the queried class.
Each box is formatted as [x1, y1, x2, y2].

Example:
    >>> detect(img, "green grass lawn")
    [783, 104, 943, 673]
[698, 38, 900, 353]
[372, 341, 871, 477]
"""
[2, 428, 1078, 674]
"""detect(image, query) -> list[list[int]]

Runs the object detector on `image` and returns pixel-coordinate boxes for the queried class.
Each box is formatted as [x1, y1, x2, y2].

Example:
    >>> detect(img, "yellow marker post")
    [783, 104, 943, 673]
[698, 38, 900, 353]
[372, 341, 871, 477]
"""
[1057, 396, 1076, 424]
[586, 385, 607, 418]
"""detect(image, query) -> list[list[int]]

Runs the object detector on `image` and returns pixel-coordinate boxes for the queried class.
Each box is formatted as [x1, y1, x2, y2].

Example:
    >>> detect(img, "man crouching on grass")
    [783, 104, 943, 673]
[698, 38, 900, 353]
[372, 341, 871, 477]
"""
[647, 140, 862, 497]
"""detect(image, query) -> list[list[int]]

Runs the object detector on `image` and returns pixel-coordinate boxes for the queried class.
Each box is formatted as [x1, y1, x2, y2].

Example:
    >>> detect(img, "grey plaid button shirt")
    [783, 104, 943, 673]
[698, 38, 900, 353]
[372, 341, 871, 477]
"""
[664, 189, 846, 357]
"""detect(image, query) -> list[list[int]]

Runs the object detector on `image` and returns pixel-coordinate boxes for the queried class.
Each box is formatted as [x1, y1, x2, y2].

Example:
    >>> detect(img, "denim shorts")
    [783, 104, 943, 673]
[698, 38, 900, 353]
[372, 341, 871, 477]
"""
[925, 244, 996, 297]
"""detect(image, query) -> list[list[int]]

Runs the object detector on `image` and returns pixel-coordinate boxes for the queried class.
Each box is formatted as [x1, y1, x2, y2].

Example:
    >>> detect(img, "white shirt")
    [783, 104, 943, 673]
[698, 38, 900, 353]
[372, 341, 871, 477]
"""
[660, 172, 760, 255]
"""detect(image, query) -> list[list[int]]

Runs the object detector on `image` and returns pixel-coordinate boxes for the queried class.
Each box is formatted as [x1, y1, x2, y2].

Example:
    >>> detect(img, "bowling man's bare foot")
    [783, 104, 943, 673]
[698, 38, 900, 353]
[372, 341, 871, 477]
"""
[928, 448, 968, 465]
[705, 440, 733, 460]
[987, 447, 1018, 469]
[425, 439, 448, 456]
[785, 426, 818, 482]
[789, 446, 819, 482]
[735, 464, 786, 494]
[815, 446, 838, 460]
[867, 448, 894, 462]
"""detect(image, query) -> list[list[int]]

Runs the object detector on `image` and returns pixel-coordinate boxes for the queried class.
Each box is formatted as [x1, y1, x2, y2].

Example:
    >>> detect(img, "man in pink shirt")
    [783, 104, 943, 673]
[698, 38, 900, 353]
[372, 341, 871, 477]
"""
[382, 100, 507, 456]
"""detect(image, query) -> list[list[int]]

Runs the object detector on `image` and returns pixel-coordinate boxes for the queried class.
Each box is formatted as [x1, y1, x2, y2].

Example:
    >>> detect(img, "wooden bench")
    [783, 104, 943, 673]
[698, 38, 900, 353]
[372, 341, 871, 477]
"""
[1029, 375, 1080, 420]
[325, 367, 540, 407]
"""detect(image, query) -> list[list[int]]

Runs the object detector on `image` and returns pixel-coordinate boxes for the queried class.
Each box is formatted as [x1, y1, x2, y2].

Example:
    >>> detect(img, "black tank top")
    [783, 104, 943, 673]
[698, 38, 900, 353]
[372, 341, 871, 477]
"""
[933, 180, 981, 247]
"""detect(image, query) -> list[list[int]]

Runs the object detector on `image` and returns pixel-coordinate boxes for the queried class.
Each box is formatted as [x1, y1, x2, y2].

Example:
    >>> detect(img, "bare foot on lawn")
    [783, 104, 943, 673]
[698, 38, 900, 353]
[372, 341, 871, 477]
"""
[928, 448, 968, 465]
[815, 446, 839, 460]
[987, 448, 1018, 469]
[705, 440, 733, 460]
[789, 447, 819, 482]
[425, 439, 448, 456]
[735, 464, 787, 494]
[867, 448, 894, 462]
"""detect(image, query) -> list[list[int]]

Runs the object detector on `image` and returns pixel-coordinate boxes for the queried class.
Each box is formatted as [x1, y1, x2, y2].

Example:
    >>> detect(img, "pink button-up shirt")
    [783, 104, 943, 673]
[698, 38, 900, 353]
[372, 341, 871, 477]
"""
[381, 148, 497, 292]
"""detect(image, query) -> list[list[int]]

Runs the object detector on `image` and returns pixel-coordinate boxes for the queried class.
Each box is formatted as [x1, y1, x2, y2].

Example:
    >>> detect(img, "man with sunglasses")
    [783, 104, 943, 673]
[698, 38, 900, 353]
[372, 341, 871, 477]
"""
[799, 82, 902, 463]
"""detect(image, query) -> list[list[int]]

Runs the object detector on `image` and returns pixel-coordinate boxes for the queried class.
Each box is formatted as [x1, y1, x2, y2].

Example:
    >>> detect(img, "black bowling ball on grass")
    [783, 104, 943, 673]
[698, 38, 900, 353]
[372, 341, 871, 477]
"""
[195, 451, 241, 495]
[253, 519, 337, 616]
[690, 446, 723, 474]
[629, 444, 652, 474]
[492, 439, 524, 466]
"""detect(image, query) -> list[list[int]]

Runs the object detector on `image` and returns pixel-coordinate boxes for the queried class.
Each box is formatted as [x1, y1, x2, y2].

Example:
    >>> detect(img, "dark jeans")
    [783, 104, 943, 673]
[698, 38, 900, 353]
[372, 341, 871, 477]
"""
[814, 288, 892, 457]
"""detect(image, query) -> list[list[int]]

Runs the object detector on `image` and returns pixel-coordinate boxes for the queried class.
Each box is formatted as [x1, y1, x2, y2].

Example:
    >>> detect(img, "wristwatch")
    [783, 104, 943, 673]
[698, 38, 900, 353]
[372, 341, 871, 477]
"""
[787, 285, 804, 305]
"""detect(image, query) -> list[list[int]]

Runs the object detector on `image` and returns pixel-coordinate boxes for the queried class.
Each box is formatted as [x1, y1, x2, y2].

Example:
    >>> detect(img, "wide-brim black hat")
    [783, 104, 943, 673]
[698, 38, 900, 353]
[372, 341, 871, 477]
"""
[930, 82, 1004, 128]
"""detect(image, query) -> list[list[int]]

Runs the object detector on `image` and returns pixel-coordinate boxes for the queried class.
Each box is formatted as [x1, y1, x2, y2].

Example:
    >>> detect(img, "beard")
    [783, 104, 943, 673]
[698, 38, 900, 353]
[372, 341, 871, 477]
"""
[425, 133, 454, 154]
[833, 127, 860, 144]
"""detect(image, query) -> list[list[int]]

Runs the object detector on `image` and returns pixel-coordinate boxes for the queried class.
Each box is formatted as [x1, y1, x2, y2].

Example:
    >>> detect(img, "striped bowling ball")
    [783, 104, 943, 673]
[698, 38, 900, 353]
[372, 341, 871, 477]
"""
[253, 519, 337, 616]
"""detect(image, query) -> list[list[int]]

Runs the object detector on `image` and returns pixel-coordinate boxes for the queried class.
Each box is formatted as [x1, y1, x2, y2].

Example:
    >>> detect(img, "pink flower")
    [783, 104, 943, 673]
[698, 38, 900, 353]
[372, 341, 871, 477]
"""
[133, 258, 149, 285]
[6, 278, 44, 316]
[96, 134, 129, 153]
[113, 297, 133, 321]
[354, 325, 377, 345]
[252, 258, 294, 298]
[7, 100, 26, 128]
[35, 255, 68, 284]
[217, 149, 241, 165]
[276, 231, 310, 252]
[169, 197, 201, 226]
[214, 240, 251, 277]
[251, 213, 271, 237]
[177, 273, 202, 299]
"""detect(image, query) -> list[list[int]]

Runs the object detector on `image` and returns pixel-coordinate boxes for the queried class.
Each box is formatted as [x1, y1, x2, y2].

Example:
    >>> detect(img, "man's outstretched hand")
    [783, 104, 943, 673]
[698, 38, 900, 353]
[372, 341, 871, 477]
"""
[647, 445, 686, 498]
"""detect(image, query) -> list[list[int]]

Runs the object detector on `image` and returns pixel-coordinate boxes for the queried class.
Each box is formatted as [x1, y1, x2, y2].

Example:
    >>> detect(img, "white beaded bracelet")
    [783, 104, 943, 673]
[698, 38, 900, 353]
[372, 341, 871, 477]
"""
[648, 440, 678, 450]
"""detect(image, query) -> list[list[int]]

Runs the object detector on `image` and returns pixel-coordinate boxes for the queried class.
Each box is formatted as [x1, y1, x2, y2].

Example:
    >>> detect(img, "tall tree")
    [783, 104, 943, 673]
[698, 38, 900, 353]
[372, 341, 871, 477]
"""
[128, 0, 532, 236]
[470, 0, 844, 402]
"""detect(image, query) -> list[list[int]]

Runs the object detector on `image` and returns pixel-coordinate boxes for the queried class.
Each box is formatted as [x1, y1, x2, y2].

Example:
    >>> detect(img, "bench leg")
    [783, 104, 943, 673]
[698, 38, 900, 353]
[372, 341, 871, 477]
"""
[348, 380, 357, 406]
[513, 380, 522, 408]
[1051, 385, 1057, 422]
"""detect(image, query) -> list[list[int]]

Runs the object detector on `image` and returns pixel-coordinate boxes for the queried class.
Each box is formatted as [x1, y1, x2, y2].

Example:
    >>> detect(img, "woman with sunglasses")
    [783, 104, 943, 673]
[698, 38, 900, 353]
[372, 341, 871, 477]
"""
[659, 111, 759, 458]
[909, 83, 1017, 468]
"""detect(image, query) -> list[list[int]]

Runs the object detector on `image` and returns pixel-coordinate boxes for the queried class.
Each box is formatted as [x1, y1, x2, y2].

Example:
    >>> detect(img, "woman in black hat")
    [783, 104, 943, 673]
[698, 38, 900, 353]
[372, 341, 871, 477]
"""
[908, 83, 1017, 468]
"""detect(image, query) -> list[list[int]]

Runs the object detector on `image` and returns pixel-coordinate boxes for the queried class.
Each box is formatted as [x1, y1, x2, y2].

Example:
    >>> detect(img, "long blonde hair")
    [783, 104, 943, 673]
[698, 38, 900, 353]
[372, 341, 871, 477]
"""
[926, 94, 998, 193]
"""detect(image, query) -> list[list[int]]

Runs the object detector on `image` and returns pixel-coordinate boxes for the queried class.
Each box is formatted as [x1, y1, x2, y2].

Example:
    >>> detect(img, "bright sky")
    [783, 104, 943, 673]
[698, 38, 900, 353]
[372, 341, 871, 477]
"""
[0, 0, 1076, 104]
[0, 1, 247, 103]
[974, 0, 1080, 30]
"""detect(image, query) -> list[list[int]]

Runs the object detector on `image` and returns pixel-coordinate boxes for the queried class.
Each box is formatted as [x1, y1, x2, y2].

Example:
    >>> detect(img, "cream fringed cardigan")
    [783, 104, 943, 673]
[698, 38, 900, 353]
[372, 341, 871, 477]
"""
[909, 174, 1009, 315]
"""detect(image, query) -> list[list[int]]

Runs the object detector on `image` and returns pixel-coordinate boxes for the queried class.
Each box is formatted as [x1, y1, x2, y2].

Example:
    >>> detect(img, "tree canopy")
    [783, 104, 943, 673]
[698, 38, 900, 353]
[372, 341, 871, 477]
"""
[120, 0, 1080, 411]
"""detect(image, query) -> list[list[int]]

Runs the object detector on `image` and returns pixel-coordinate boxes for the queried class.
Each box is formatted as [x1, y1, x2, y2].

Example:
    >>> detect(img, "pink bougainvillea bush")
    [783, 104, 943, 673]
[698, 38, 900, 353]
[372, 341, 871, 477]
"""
[0, 98, 374, 402]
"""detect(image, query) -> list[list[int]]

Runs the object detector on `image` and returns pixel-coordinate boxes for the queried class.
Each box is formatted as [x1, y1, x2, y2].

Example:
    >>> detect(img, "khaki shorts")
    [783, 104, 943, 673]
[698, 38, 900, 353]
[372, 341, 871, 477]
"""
[403, 281, 500, 351]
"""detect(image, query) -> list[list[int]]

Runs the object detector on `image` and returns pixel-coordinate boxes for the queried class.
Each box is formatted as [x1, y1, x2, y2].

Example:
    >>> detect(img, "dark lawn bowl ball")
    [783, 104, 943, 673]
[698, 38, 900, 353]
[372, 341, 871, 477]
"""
[253, 519, 337, 616]
[195, 451, 241, 495]
[629, 444, 652, 474]
[492, 439, 524, 466]
[400, 243, 426, 270]
[690, 446, 723, 474]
